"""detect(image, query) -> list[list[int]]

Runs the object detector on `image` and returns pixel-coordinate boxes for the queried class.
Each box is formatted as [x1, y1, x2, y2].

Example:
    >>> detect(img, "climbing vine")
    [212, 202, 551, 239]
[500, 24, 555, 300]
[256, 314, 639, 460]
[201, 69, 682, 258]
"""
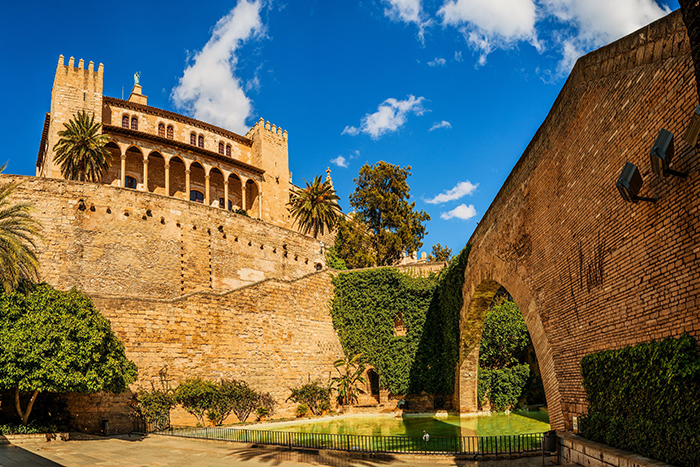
[329, 245, 470, 397]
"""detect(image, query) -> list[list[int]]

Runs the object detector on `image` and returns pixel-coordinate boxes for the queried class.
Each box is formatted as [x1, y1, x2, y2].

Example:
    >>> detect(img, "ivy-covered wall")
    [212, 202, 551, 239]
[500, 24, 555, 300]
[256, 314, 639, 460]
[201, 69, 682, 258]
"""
[329, 246, 470, 397]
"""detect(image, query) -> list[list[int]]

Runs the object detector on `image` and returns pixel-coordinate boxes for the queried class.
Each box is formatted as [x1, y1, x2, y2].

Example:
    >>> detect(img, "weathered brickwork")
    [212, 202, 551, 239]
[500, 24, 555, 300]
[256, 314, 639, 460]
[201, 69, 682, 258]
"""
[458, 10, 700, 431]
[8, 176, 324, 298]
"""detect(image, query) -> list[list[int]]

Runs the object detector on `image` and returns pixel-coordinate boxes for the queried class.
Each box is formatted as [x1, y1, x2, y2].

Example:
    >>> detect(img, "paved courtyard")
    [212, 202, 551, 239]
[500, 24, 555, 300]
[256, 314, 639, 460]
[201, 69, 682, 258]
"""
[0, 435, 565, 467]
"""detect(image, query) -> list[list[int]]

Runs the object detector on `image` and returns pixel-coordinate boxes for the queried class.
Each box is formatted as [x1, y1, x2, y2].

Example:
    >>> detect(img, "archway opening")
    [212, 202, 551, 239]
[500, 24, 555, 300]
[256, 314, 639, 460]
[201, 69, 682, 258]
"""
[245, 179, 259, 214]
[367, 369, 380, 402]
[124, 146, 143, 190]
[228, 174, 242, 210]
[102, 142, 121, 186]
[209, 167, 224, 208]
[168, 156, 186, 199]
[148, 152, 166, 195]
[189, 161, 206, 203]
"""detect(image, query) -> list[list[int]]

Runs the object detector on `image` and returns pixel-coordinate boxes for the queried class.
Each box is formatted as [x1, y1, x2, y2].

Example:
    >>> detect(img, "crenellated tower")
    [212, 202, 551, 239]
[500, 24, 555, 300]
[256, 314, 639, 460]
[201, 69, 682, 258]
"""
[246, 118, 291, 228]
[39, 55, 104, 178]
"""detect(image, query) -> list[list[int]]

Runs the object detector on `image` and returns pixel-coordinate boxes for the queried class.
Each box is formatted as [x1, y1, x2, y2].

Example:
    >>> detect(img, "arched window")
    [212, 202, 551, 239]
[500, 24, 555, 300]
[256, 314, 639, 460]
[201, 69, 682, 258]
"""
[190, 133, 196, 145]
[124, 176, 138, 189]
[158, 123, 165, 137]
[122, 115, 129, 128]
[190, 190, 204, 203]
[226, 144, 231, 157]
[167, 125, 174, 139]
[218, 142, 224, 154]
[198, 135, 204, 148]
[131, 117, 138, 130]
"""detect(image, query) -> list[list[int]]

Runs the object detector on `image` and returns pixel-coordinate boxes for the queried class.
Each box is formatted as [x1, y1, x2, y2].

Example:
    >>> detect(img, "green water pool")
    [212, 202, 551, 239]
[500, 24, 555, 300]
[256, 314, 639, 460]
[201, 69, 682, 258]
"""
[266, 410, 550, 438]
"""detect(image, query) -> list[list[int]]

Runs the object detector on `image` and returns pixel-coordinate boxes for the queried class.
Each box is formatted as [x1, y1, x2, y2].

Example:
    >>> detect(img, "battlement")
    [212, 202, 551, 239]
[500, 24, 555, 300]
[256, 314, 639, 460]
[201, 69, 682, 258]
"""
[57, 54, 103, 76]
[246, 117, 288, 142]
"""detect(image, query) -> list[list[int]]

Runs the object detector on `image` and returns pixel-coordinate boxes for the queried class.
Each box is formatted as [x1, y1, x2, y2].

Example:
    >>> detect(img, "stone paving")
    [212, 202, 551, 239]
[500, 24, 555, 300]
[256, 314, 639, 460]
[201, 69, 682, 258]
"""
[0, 435, 567, 467]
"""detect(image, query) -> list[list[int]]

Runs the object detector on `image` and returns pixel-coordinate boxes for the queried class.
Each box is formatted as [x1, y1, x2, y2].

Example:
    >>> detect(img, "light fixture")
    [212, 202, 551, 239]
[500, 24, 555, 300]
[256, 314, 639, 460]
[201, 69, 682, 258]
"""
[683, 105, 700, 147]
[616, 162, 657, 203]
[650, 129, 688, 178]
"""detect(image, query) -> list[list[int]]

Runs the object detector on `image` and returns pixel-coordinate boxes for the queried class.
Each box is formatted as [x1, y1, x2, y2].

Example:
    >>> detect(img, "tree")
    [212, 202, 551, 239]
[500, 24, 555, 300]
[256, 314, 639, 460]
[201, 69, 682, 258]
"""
[53, 110, 112, 182]
[479, 298, 531, 369]
[287, 381, 330, 415]
[333, 216, 376, 270]
[288, 175, 342, 239]
[427, 243, 452, 262]
[331, 353, 366, 406]
[0, 284, 138, 425]
[174, 378, 218, 426]
[0, 169, 43, 292]
[347, 162, 430, 266]
[216, 379, 260, 424]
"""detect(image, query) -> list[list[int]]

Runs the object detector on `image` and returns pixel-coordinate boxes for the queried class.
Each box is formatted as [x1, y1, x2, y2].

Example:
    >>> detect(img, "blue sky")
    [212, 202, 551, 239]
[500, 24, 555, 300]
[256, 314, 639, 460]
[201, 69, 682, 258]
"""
[0, 0, 679, 257]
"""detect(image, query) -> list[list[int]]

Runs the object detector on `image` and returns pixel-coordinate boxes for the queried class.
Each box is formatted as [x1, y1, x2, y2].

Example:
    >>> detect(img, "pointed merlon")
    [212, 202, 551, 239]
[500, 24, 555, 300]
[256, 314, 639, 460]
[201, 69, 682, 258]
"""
[58, 55, 64, 66]
[68, 56, 75, 67]
[78, 58, 84, 69]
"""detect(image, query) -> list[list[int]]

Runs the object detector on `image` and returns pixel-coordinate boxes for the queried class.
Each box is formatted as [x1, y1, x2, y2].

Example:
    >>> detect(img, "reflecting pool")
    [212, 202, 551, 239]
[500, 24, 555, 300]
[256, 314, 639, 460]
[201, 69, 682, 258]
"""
[266, 410, 550, 437]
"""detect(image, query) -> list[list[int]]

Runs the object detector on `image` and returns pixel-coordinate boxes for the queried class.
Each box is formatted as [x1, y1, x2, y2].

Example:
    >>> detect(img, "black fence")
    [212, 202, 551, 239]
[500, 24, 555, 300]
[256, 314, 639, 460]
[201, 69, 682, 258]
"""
[133, 422, 544, 457]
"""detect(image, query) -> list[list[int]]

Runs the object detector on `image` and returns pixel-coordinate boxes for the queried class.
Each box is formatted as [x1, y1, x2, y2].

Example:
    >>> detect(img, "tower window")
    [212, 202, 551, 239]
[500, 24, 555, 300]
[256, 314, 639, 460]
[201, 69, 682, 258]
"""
[190, 133, 196, 145]
[131, 117, 138, 130]
[219, 142, 224, 154]
[226, 144, 231, 157]
[158, 123, 165, 137]
[198, 135, 204, 148]
[122, 115, 129, 128]
[167, 125, 174, 139]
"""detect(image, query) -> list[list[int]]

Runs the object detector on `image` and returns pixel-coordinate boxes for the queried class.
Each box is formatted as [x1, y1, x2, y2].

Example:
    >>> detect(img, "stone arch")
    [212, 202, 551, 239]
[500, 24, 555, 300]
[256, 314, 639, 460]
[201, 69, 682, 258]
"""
[245, 179, 259, 214]
[367, 368, 380, 401]
[228, 173, 243, 210]
[189, 161, 206, 203]
[147, 151, 166, 195]
[209, 167, 225, 208]
[124, 146, 143, 190]
[458, 258, 563, 430]
[102, 141, 121, 186]
[168, 155, 186, 199]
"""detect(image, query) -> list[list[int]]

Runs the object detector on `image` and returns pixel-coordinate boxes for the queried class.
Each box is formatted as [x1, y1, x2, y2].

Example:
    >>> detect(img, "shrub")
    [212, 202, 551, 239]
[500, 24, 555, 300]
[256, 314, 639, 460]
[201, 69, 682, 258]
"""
[256, 407, 269, 420]
[295, 404, 309, 417]
[174, 378, 219, 426]
[287, 382, 330, 415]
[133, 388, 176, 431]
[218, 379, 260, 424]
[477, 364, 530, 411]
[579, 334, 700, 467]
[0, 423, 58, 435]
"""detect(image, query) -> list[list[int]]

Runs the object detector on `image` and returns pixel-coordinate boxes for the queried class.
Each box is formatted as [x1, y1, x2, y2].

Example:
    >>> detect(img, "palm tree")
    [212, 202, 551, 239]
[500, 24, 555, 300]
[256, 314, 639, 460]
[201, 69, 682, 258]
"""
[288, 175, 342, 239]
[53, 110, 112, 182]
[331, 353, 366, 406]
[0, 166, 43, 292]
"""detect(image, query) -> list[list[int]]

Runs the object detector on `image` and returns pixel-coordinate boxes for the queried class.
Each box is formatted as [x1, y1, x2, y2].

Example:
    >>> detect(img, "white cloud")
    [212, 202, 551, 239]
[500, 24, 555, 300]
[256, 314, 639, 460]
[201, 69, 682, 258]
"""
[383, 0, 433, 43]
[428, 57, 447, 67]
[343, 95, 426, 140]
[171, 0, 265, 134]
[454, 51, 463, 62]
[542, 0, 670, 73]
[426, 180, 477, 204]
[441, 203, 477, 220]
[429, 120, 452, 132]
[439, 0, 541, 66]
[331, 155, 349, 168]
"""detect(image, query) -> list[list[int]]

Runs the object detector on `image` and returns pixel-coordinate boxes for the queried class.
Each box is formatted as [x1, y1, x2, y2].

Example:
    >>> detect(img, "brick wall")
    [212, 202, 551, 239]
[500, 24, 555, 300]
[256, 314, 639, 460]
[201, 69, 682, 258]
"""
[458, 9, 700, 431]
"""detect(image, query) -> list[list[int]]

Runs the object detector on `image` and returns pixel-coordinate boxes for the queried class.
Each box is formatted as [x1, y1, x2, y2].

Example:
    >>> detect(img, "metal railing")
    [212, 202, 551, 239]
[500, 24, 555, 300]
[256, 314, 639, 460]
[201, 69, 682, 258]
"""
[133, 422, 544, 457]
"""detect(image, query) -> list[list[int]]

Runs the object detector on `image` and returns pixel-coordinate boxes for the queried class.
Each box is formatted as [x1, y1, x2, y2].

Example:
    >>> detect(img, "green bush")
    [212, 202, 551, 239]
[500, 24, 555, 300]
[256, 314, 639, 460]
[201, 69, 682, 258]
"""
[478, 364, 530, 411]
[295, 404, 309, 417]
[287, 382, 330, 415]
[579, 334, 700, 467]
[218, 379, 261, 424]
[0, 423, 58, 435]
[325, 247, 347, 270]
[133, 388, 176, 431]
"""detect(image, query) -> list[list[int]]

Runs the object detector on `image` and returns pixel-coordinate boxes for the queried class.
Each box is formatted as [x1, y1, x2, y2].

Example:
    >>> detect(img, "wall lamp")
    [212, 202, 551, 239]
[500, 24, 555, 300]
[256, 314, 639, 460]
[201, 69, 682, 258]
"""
[650, 129, 688, 178]
[616, 162, 657, 203]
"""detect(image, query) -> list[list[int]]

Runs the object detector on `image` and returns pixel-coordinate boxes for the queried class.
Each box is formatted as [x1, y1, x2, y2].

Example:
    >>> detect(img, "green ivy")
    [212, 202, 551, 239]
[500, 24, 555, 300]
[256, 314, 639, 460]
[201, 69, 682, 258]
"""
[579, 334, 700, 467]
[329, 245, 470, 397]
[477, 364, 530, 411]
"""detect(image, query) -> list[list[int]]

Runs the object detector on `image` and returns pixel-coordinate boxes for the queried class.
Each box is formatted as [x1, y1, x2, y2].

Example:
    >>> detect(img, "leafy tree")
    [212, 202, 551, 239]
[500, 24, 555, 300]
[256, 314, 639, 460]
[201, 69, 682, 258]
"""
[427, 243, 452, 262]
[53, 111, 113, 182]
[325, 246, 347, 270]
[174, 378, 219, 426]
[216, 379, 260, 424]
[331, 353, 367, 406]
[0, 284, 138, 425]
[287, 381, 330, 415]
[478, 364, 530, 411]
[133, 388, 176, 431]
[347, 162, 430, 266]
[0, 169, 43, 292]
[288, 175, 342, 239]
[334, 216, 376, 269]
[479, 298, 531, 369]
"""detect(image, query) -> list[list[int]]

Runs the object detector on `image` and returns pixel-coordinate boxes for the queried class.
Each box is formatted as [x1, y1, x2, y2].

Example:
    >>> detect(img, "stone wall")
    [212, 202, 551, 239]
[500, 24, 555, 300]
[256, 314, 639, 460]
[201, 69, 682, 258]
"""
[8, 176, 323, 298]
[558, 433, 673, 467]
[458, 9, 700, 432]
[64, 270, 343, 433]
